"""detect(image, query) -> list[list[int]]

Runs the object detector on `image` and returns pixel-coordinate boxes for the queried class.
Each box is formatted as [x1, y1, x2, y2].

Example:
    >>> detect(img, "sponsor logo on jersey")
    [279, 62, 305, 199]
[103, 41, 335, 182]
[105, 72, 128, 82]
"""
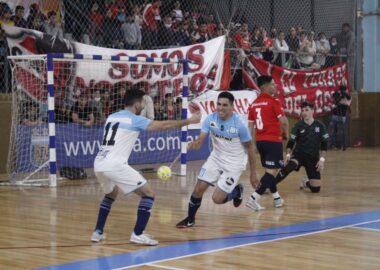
[315, 127, 320, 133]
[300, 129, 305, 133]
[228, 127, 238, 134]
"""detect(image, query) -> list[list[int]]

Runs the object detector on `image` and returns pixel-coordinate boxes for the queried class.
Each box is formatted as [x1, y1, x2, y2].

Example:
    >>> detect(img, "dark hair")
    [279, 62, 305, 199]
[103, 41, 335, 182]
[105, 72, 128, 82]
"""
[47, 10, 56, 19]
[300, 101, 314, 109]
[218, 91, 234, 104]
[15, 5, 25, 12]
[338, 85, 347, 92]
[257, 75, 273, 88]
[124, 88, 145, 106]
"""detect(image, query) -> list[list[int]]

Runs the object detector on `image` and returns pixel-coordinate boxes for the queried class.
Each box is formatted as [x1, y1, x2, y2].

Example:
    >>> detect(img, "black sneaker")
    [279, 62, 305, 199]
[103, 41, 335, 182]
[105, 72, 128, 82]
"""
[176, 217, 195, 228]
[233, 184, 244, 207]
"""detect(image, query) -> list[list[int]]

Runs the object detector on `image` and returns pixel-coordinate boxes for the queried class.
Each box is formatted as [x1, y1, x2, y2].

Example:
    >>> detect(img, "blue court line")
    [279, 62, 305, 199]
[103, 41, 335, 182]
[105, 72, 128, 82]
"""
[354, 221, 380, 231]
[37, 209, 380, 270]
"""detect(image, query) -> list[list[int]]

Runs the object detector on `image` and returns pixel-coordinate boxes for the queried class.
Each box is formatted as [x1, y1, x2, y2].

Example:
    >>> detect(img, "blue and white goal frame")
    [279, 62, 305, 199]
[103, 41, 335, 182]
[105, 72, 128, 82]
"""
[47, 53, 190, 187]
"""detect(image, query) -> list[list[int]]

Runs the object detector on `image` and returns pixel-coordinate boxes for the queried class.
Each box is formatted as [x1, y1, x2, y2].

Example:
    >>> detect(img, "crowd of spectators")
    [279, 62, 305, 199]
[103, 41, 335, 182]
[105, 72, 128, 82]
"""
[233, 22, 354, 70]
[20, 85, 183, 127]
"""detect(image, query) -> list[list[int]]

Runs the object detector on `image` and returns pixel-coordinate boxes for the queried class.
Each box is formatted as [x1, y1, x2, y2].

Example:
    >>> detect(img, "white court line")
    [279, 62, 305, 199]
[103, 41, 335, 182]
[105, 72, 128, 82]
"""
[113, 219, 380, 270]
[350, 227, 380, 233]
[146, 263, 189, 270]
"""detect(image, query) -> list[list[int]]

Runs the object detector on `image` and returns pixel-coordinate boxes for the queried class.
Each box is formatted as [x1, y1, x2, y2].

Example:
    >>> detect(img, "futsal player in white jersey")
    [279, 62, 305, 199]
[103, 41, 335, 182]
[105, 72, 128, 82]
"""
[91, 88, 201, 245]
[176, 92, 258, 228]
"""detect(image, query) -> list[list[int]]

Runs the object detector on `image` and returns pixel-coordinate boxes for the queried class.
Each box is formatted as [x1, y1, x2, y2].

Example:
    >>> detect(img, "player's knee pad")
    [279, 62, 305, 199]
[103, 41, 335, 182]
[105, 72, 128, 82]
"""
[309, 185, 320, 193]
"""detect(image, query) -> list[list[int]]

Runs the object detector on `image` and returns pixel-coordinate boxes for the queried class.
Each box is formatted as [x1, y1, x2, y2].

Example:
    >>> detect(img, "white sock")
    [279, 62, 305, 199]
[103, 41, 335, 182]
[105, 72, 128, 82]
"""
[251, 192, 261, 201]
[272, 192, 280, 199]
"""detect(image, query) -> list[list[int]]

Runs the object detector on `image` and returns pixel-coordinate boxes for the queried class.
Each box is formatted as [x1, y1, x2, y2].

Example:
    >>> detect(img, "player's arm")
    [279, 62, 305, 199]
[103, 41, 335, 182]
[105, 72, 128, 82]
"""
[273, 99, 289, 140]
[146, 111, 201, 131]
[279, 115, 289, 141]
[245, 139, 260, 189]
[316, 123, 329, 171]
[188, 132, 207, 150]
[285, 125, 298, 163]
[243, 120, 259, 188]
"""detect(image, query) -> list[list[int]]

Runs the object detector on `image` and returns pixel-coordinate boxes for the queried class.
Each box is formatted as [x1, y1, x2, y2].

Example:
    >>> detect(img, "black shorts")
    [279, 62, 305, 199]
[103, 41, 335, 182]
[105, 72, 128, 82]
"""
[292, 153, 321, 180]
[256, 141, 283, 169]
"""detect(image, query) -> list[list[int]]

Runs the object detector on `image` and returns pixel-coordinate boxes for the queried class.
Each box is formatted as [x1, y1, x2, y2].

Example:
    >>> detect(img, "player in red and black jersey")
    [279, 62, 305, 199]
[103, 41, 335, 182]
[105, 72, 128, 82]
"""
[247, 75, 289, 211]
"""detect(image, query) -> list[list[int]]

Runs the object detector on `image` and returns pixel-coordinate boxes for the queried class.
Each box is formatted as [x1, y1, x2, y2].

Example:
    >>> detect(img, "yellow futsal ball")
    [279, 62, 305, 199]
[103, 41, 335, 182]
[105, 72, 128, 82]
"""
[157, 166, 172, 181]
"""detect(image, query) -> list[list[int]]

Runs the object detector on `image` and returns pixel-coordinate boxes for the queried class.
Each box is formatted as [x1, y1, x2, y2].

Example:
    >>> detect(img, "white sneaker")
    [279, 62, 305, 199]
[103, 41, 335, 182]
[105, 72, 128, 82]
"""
[91, 231, 106, 242]
[130, 232, 158, 246]
[300, 176, 309, 190]
[246, 196, 265, 211]
[273, 197, 284, 208]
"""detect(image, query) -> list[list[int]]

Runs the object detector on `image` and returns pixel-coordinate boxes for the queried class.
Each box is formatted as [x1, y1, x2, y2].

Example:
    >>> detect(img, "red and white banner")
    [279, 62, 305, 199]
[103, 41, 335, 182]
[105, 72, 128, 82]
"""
[246, 56, 350, 117]
[4, 26, 225, 100]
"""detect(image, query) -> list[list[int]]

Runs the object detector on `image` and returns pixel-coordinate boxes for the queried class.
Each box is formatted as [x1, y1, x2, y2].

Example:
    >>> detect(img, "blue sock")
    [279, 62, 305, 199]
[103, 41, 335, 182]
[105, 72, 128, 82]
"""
[223, 186, 240, 203]
[134, 196, 154, 235]
[95, 196, 115, 234]
[188, 195, 202, 221]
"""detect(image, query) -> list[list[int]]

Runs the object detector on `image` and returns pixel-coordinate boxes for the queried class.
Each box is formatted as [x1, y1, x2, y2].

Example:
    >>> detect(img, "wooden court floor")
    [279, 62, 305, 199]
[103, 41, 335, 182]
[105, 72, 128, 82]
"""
[0, 148, 379, 270]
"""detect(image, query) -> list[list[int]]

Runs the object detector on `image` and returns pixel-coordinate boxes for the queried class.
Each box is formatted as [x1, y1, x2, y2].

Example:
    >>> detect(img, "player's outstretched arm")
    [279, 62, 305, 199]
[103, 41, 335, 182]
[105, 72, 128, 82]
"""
[146, 111, 201, 131]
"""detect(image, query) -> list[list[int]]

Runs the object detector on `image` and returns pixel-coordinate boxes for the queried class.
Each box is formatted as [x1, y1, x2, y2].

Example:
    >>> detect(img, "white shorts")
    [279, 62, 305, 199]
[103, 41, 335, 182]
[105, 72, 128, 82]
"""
[198, 158, 243, 193]
[95, 165, 147, 195]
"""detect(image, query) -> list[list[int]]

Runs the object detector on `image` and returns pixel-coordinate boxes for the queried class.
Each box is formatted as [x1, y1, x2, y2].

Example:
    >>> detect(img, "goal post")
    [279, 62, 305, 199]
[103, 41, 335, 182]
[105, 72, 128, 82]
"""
[6, 53, 190, 187]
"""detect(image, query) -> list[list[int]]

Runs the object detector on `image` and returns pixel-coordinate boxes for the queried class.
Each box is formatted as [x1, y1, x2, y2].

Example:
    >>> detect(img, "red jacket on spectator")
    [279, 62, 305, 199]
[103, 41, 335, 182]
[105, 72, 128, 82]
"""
[143, 3, 160, 30]
[234, 32, 251, 50]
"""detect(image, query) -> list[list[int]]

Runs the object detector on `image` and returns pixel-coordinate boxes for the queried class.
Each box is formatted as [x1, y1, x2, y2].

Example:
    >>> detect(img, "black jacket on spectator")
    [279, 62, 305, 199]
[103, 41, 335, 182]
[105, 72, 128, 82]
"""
[157, 24, 176, 47]
[285, 35, 299, 52]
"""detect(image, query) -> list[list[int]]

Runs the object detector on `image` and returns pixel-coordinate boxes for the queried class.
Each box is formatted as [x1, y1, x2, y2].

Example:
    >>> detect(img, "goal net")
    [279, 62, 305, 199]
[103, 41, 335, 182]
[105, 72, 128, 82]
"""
[6, 54, 190, 186]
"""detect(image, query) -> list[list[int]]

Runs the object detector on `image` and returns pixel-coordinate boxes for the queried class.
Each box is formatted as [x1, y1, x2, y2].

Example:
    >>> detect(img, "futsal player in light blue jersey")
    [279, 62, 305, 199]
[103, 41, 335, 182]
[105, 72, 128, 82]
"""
[176, 92, 258, 228]
[91, 88, 201, 245]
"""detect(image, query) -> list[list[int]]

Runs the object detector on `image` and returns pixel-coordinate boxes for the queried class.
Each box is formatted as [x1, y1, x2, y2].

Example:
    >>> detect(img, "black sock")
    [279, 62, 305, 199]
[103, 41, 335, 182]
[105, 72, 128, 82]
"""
[269, 175, 278, 193]
[306, 182, 321, 193]
[256, 173, 274, 195]
[188, 195, 202, 221]
[276, 160, 298, 184]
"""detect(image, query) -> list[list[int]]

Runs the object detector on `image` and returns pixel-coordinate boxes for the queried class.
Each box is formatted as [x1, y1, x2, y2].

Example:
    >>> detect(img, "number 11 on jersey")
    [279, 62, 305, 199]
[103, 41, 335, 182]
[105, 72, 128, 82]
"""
[102, 122, 120, 146]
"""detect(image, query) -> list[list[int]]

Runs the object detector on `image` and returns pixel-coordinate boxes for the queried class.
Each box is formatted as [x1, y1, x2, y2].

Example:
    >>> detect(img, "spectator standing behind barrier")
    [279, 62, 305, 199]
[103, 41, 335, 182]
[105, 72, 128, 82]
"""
[27, 3, 46, 29]
[157, 15, 176, 47]
[273, 31, 289, 67]
[234, 22, 251, 53]
[121, 12, 141, 49]
[336, 23, 355, 87]
[72, 94, 94, 128]
[153, 97, 166, 120]
[22, 102, 42, 126]
[11, 5, 27, 28]
[111, 86, 126, 113]
[329, 86, 351, 150]
[326, 36, 339, 67]
[89, 89, 105, 124]
[316, 32, 330, 68]
[0, 3, 14, 27]
[43, 11, 64, 40]
[142, 0, 161, 49]
[140, 95, 154, 120]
